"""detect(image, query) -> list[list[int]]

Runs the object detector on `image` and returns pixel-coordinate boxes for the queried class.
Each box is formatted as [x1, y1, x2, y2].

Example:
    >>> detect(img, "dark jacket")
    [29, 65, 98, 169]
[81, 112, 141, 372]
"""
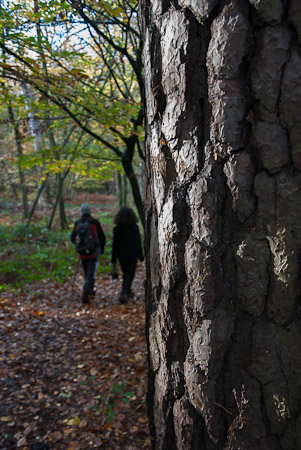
[71, 213, 106, 260]
[112, 223, 144, 264]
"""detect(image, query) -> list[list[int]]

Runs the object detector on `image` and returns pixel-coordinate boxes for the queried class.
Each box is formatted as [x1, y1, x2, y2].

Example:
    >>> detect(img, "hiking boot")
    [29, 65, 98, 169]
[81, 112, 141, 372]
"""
[128, 290, 135, 299]
[119, 294, 128, 304]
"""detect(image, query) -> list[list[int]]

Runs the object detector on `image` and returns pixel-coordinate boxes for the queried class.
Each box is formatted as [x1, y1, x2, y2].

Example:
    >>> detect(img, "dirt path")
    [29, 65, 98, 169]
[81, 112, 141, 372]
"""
[0, 264, 150, 450]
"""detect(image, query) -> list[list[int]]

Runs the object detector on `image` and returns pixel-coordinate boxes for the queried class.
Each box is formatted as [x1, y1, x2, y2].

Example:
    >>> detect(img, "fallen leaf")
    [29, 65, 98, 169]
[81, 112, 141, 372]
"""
[66, 416, 81, 426]
[67, 442, 79, 450]
[63, 427, 75, 434]
[138, 417, 148, 423]
[17, 437, 27, 447]
[0, 416, 13, 422]
[24, 426, 32, 435]
[79, 419, 87, 428]
[52, 431, 63, 440]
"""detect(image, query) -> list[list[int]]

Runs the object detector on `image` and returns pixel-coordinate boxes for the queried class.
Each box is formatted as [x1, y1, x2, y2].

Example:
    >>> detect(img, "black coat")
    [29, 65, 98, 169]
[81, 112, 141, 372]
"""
[112, 223, 144, 264]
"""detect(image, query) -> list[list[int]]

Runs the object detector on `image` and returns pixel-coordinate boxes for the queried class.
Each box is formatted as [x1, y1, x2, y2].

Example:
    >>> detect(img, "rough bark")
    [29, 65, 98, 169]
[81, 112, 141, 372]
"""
[142, 0, 301, 449]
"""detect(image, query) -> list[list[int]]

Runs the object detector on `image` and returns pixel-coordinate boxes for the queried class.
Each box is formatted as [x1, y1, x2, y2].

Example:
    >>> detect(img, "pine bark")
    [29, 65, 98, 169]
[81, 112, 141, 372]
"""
[142, 0, 301, 449]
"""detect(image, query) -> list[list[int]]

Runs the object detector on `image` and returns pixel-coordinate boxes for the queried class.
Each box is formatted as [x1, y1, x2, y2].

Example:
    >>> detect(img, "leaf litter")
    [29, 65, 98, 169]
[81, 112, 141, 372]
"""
[0, 263, 150, 449]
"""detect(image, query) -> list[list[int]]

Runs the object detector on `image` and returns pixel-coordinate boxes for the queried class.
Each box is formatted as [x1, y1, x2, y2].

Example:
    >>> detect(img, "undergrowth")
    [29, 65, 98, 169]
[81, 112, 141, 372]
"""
[0, 214, 113, 292]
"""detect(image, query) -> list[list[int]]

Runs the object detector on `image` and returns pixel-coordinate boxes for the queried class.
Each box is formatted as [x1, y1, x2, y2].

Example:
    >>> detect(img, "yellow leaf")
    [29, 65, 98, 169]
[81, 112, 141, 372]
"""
[0, 416, 13, 422]
[67, 417, 81, 426]
[72, 416, 81, 425]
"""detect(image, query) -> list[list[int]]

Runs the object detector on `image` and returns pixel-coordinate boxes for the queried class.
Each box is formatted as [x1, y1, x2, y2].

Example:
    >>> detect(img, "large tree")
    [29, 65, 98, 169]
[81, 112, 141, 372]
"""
[142, 0, 301, 448]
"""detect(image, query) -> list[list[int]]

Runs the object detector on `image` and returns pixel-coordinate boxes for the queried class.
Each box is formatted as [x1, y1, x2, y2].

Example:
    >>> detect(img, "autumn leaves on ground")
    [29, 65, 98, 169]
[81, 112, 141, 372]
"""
[0, 195, 150, 450]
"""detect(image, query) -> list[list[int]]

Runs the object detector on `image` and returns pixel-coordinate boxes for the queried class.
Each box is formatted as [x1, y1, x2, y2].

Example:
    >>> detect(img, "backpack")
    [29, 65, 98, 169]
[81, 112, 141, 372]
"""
[75, 219, 97, 255]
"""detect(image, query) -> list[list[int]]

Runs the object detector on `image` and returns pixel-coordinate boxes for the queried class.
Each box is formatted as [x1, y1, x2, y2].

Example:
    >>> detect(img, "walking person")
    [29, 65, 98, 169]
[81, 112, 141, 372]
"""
[112, 207, 144, 303]
[71, 203, 106, 304]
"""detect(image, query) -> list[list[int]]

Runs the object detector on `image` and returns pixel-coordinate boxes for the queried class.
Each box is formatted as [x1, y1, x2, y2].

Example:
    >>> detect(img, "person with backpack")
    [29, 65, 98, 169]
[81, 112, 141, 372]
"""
[111, 207, 144, 304]
[71, 203, 106, 304]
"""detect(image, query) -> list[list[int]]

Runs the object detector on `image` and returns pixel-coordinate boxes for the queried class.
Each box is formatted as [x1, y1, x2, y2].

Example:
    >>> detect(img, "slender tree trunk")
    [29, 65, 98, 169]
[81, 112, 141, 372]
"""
[26, 176, 48, 226]
[48, 170, 70, 230]
[21, 83, 53, 207]
[117, 170, 128, 207]
[47, 175, 61, 230]
[117, 171, 122, 207]
[142, 0, 301, 449]
[122, 172, 129, 207]
[7, 105, 29, 218]
[59, 185, 68, 229]
[122, 137, 145, 225]
[122, 173, 128, 206]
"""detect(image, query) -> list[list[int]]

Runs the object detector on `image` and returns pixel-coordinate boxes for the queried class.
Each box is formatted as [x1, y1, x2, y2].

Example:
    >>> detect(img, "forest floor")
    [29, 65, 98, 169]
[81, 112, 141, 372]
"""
[0, 265, 150, 450]
[0, 194, 151, 450]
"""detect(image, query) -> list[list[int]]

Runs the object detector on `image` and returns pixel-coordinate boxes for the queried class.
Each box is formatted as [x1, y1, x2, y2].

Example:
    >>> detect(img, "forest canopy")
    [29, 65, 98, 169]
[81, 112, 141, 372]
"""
[0, 0, 144, 225]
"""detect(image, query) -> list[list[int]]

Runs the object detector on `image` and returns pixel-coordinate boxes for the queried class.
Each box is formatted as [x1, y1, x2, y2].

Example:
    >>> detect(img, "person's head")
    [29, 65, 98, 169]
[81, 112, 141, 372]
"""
[81, 202, 91, 215]
[114, 207, 137, 225]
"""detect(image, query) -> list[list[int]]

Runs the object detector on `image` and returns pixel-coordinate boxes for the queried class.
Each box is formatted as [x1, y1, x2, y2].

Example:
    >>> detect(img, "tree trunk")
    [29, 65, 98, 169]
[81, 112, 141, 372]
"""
[59, 186, 68, 229]
[7, 105, 29, 218]
[117, 170, 128, 207]
[142, 1, 301, 449]
[26, 176, 48, 226]
[122, 137, 145, 225]
[21, 83, 53, 207]
[48, 172, 68, 230]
